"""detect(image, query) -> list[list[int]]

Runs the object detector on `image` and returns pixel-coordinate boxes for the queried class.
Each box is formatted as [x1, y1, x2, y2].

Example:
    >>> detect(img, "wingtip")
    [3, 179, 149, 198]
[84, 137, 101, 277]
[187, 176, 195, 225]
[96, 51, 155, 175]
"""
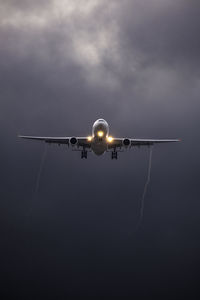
[18, 135, 26, 139]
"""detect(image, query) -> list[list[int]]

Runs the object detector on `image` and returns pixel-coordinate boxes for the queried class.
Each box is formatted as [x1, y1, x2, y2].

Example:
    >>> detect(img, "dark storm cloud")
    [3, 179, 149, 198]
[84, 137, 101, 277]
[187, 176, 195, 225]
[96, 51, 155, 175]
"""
[0, 0, 50, 13]
[1, 1, 200, 299]
[118, 0, 200, 66]
[1, 0, 199, 130]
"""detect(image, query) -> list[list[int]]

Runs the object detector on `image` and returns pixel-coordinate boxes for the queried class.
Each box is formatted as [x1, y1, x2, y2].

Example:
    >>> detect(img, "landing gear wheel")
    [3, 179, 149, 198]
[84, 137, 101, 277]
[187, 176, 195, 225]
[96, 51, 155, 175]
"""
[81, 150, 87, 159]
[111, 151, 118, 160]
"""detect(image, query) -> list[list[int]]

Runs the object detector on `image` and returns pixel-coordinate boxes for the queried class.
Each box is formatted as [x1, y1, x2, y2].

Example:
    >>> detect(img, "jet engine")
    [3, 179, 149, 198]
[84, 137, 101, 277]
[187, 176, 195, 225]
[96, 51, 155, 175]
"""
[123, 138, 131, 147]
[70, 137, 78, 146]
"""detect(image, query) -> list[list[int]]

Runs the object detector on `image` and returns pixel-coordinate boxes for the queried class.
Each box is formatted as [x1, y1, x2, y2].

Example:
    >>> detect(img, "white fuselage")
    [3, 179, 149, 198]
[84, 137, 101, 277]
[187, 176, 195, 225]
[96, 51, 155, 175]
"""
[91, 119, 109, 155]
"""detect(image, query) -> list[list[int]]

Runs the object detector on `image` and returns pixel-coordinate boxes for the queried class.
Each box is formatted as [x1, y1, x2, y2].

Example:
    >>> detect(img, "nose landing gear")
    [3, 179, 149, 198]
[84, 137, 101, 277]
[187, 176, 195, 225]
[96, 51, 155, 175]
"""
[81, 149, 87, 159]
[111, 150, 118, 160]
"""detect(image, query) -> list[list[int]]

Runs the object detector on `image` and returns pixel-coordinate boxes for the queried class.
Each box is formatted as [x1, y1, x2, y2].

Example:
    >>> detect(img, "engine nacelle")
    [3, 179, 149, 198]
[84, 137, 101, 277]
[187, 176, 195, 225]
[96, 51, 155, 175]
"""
[70, 137, 78, 146]
[123, 138, 131, 147]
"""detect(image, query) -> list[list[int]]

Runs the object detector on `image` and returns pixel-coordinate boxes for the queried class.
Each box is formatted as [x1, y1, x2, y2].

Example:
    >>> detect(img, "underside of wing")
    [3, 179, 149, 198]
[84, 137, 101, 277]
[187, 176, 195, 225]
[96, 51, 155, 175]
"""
[130, 138, 180, 146]
[19, 135, 70, 144]
[18, 135, 91, 148]
[108, 138, 180, 149]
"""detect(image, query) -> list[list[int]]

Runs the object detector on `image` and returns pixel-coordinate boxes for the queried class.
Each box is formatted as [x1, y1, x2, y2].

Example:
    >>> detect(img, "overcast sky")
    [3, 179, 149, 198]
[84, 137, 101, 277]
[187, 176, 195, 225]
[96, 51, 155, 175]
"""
[1, 0, 200, 299]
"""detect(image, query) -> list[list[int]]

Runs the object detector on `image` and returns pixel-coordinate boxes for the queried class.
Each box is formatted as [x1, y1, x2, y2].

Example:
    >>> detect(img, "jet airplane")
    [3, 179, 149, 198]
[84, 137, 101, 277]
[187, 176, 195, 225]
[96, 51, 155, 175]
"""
[19, 118, 180, 159]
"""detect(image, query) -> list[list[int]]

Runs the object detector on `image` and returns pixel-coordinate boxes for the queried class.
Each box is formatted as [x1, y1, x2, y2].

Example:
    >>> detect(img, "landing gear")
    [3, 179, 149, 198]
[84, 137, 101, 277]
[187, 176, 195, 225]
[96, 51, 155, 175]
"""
[111, 150, 118, 160]
[81, 149, 87, 159]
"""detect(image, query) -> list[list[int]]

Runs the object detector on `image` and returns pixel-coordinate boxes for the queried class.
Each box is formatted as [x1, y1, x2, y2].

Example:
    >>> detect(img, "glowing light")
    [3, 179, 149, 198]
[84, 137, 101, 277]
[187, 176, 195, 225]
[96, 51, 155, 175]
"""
[97, 131, 104, 137]
[107, 136, 113, 142]
[87, 136, 92, 141]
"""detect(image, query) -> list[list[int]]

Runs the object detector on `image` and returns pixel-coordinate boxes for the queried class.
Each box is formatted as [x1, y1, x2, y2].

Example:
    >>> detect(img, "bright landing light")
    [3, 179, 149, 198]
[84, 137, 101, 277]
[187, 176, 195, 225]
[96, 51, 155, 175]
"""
[87, 136, 92, 141]
[107, 136, 113, 142]
[97, 131, 104, 137]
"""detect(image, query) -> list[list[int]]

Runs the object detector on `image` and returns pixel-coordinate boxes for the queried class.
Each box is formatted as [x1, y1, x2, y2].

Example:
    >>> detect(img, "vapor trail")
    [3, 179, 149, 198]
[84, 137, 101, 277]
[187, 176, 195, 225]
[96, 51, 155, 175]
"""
[133, 146, 153, 233]
[34, 144, 47, 196]
[140, 146, 153, 220]
[27, 144, 47, 216]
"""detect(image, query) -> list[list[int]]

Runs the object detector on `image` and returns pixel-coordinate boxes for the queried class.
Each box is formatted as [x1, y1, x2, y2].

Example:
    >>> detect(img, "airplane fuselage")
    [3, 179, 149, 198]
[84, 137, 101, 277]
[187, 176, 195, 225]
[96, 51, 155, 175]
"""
[91, 119, 109, 155]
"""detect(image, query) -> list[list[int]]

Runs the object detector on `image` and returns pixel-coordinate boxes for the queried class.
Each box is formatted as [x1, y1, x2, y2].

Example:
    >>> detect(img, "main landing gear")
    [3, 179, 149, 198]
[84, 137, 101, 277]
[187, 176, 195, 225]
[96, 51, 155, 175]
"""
[111, 150, 118, 160]
[81, 149, 87, 159]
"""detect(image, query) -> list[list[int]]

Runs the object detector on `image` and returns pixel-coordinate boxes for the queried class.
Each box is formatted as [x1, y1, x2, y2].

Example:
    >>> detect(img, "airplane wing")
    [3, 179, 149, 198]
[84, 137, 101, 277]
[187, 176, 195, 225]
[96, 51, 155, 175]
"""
[108, 138, 180, 149]
[18, 135, 91, 148]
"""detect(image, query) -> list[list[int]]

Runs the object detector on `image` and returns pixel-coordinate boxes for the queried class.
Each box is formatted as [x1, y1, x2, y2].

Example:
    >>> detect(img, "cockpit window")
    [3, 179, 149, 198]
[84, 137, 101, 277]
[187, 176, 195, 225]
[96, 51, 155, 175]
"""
[98, 119, 105, 122]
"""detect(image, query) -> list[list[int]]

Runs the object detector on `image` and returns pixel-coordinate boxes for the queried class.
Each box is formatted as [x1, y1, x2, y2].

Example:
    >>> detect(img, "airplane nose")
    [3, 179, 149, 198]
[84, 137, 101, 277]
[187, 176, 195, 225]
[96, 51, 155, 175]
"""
[97, 131, 104, 137]
[92, 119, 109, 137]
